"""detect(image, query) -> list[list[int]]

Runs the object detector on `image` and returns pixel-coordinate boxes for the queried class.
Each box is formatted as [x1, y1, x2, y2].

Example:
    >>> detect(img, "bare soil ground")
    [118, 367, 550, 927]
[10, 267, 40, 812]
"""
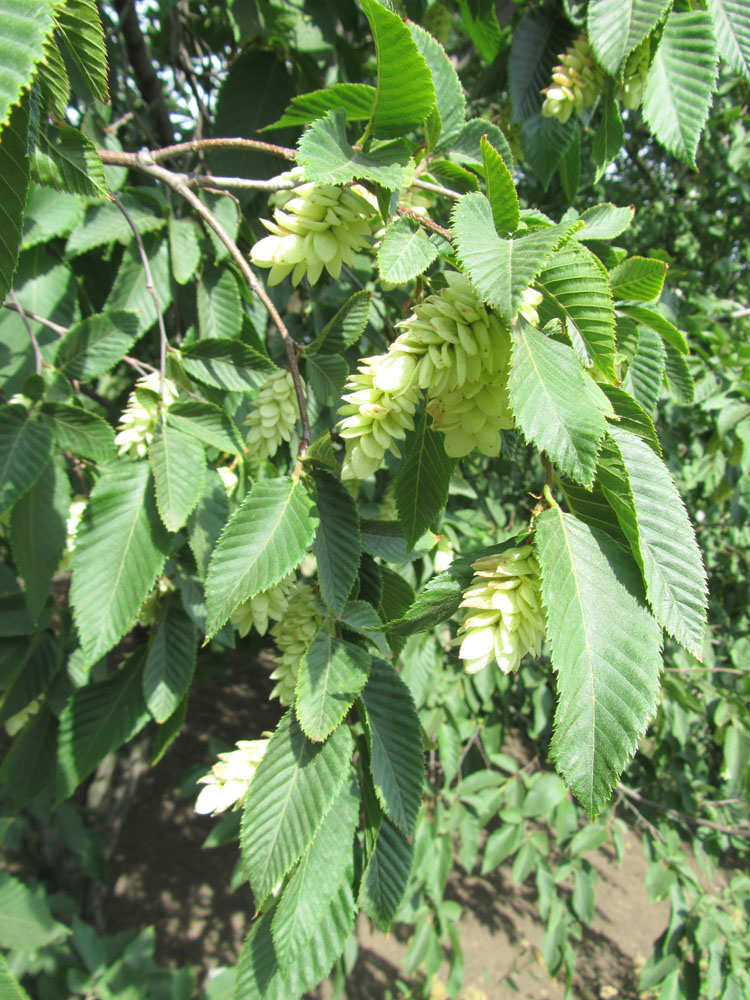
[101, 664, 671, 999]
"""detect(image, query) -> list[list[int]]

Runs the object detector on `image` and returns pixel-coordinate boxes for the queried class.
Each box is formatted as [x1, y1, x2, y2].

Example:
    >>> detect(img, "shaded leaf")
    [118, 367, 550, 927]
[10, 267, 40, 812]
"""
[54, 310, 142, 381]
[359, 814, 414, 932]
[187, 467, 230, 579]
[312, 469, 360, 616]
[168, 216, 201, 285]
[296, 629, 371, 742]
[307, 290, 371, 355]
[166, 400, 243, 454]
[69, 461, 170, 664]
[40, 403, 115, 461]
[396, 410, 453, 550]
[57, 0, 109, 102]
[535, 509, 662, 816]
[587, 0, 670, 76]
[196, 266, 243, 341]
[66, 196, 164, 257]
[142, 603, 198, 722]
[0, 0, 57, 130]
[408, 22, 465, 151]
[32, 125, 107, 199]
[0, 97, 30, 306]
[377, 217, 438, 284]
[240, 711, 353, 907]
[0, 405, 53, 516]
[0, 873, 67, 950]
[622, 325, 666, 416]
[521, 113, 577, 190]
[149, 419, 206, 532]
[205, 477, 318, 637]
[179, 338, 273, 391]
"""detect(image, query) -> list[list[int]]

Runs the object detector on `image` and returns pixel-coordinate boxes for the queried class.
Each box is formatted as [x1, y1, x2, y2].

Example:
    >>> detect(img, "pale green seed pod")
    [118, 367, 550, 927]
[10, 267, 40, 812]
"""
[269, 584, 322, 705]
[114, 371, 180, 460]
[541, 34, 605, 123]
[250, 168, 377, 286]
[230, 573, 296, 637]
[244, 369, 299, 461]
[456, 544, 545, 675]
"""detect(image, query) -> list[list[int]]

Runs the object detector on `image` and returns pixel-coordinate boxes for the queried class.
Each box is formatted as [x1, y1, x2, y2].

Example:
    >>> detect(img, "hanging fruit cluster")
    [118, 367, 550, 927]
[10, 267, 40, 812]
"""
[541, 34, 606, 123]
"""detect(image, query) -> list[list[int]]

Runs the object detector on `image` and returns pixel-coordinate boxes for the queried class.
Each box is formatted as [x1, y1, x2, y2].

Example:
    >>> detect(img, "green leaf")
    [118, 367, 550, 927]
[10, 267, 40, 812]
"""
[235, 886, 355, 1000]
[205, 477, 318, 638]
[643, 11, 719, 167]
[452, 194, 580, 323]
[558, 121, 580, 203]
[0, 0, 57, 131]
[56, 0, 109, 102]
[378, 566, 415, 628]
[196, 266, 242, 341]
[166, 400, 243, 454]
[707, 0, 750, 79]
[619, 305, 688, 354]
[0, 955, 29, 1000]
[382, 573, 464, 637]
[607, 426, 708, 658]
[360, 658, 424, 836]
[622, 325, 666, 416]
[168, 216, 201, 285]
[592, 87, 624, 182]
[426, 159, 480, 193]
[271, 778, 359, 973]
[508, 320, 609, 487]
[587, 0, 671, 76]
[298, 109, 411, 191]
[663, 340, 694, 404]
[179, 338, 273, 392]
[53, 310, 142, 381]
[307, 290, 371, 356]
[187, 467, 229, 579]
[22, 184, 82, 250]
[10, 459, 69, 622]
[0, 405, 53, 516]
[306, 352, 348, 406]
[377, 217, 437, 284]
[296, 629, 371, 742]
[536, 240, 616, 380]
[0, 594, 51, 638]
[449, 119, 513, 172]
[509, 7, 575, 121]
[558, 477, 630, 548]
[408, 22, 465, 151]
[609, 257, 667, 302]
[359, 814, 414, 932]
[69, 461, 170, 664]
[66, 196, 164, 257]
[57, 648, 151, 797]
[535, 509, 663, 817]
[266, 83, 376, 129]
[149, 419, 206, 532]
[0, 97, 30, 306]
[32, 125, 107, 198]
[40, 403, 115, 461]
[2, 704, 58, 808]
[395, 410, 453, 551]
[142, 603, 197, 722]
[38, 36, 70, 119]
[340, 601, 391, 658]
[0, 873, 67, 950]
[601, 384, 661, 455]
[312, 469, 361, 616]
[106, 236, 172, 333]
[576, 203, 635, 241]
[240, 711, 353, 907]
[520, 113, 577, 191]
[359, 0, 435, 139]
[0, 629, 59, 726]
[481, 135, 519, 233]
[151, 691, 187, 765]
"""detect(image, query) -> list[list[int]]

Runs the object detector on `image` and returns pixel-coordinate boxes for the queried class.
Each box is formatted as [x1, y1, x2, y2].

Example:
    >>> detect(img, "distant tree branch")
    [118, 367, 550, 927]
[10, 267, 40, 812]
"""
[113, 0, 175, 147]
[8, 289, 43, 375]
[617, 783, 750, 839]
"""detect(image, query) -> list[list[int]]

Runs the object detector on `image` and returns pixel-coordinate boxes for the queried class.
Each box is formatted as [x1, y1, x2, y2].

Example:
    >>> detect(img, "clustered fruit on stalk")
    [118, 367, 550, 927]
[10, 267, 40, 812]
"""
[114, 371, 180, 459]
[244, 369, 298, 460]
[268, 583, 322, 704]
[541, 35, 606, 123]
[541, 33, 651, 122]
[456, 544, 545, 675]
[194, 738, 269, 816]
[250, 167, 377, 286]
[336, 274, 543, 478]
[230, 573, 296, 637]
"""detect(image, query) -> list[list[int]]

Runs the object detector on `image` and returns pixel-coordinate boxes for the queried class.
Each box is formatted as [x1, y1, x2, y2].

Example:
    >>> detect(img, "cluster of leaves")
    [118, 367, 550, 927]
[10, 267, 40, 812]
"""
[1, 1, 748, 999]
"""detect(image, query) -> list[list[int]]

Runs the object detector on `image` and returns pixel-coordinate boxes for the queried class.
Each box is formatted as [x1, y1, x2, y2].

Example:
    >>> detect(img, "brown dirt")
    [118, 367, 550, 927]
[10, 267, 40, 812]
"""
[100, 663, 671, 999]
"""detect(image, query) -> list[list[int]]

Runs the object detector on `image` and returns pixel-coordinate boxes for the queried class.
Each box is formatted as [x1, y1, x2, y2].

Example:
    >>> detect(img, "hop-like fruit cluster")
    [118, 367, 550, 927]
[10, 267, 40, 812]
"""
[114, 372, 180, 460]
[244, 369, 299, 461]
[541, 35, 606, 124]
[268, 584, 322, 705]
[194, 738, 269, 816]
[456, 544, 545, 675]
[337, 356, 420, 480]
[250, 168, 377, 286]
[230, 573, 295, 638]
[620, 39, 650, 111]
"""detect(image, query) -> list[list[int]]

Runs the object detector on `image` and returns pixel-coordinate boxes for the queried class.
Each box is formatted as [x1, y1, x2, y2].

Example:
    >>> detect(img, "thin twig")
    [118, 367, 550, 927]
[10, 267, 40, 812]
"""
[617, 784, 750, 839]
[730, 306, 750, 319]
[187, 173, 298, 191]
[4, 301, 68, 336]
[9, 289, 43, 374]
[110, 193, 168, 400]
[397, 205, 453, 242]
[99, 149, 311, 452]
[412, 177, 462, 200]
[664, 667, 747, 676]
[140, 137, 296, 163]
